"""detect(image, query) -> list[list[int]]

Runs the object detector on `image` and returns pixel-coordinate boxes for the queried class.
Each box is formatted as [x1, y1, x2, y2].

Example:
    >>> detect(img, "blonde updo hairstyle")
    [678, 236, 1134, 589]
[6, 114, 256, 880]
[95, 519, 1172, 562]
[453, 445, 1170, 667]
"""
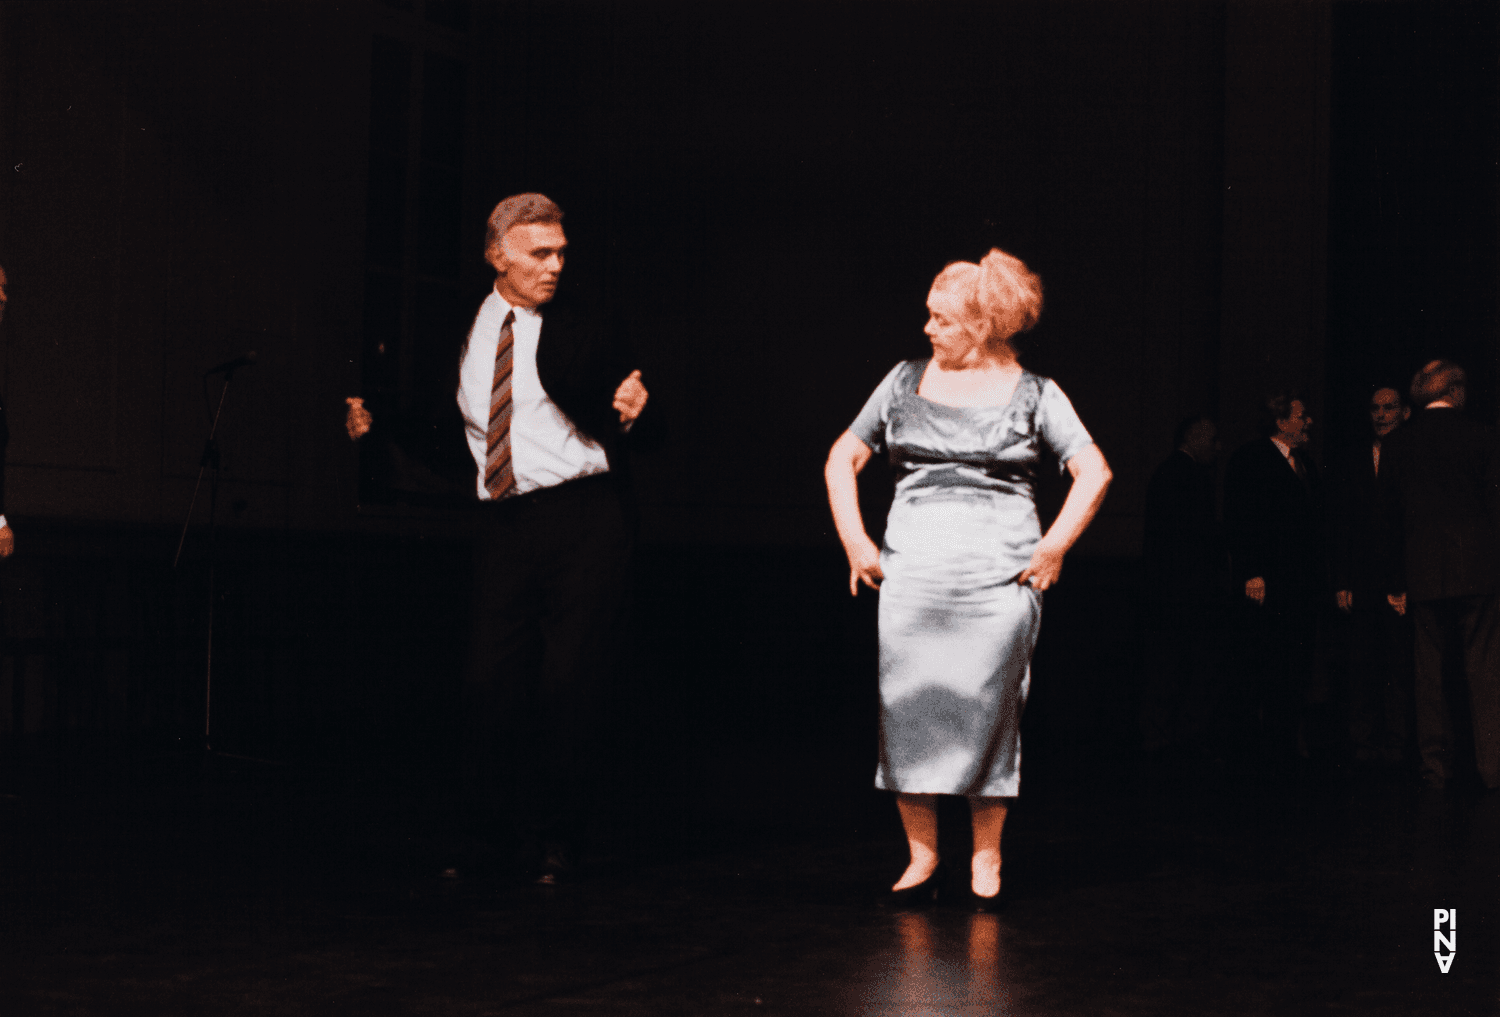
[930, 248, 1044, 347]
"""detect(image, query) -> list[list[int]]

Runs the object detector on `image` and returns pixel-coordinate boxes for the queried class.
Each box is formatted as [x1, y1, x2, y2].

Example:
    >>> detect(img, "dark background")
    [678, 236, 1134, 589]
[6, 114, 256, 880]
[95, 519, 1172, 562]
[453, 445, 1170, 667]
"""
[0, 0, 1494, 767]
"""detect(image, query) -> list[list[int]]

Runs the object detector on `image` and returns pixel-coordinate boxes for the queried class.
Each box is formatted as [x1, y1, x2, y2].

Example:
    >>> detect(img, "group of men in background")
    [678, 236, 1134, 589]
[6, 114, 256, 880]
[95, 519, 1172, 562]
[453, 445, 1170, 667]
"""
[1142, 360, 1500, 792]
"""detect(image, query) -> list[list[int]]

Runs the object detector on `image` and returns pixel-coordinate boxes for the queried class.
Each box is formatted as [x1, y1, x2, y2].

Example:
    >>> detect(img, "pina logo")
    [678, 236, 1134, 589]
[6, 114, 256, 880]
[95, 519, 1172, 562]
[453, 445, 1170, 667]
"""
[1434, 909, 1457, 973]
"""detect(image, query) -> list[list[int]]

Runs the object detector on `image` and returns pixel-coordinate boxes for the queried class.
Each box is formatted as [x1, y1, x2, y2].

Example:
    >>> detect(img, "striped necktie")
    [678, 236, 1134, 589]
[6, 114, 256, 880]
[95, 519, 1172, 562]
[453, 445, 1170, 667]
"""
[484, 309, 517, 500]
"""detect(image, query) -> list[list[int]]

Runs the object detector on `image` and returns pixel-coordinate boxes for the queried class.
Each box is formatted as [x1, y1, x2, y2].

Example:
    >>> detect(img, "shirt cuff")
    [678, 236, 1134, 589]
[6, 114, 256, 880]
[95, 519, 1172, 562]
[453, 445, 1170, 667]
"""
[0, 515, 9, 530]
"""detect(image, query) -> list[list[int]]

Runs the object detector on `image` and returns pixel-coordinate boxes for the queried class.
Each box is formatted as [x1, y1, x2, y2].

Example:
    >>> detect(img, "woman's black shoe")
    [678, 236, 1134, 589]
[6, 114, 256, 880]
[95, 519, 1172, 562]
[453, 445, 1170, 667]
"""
[880, 862, 947, 908]
[969, 884, 1005, 913]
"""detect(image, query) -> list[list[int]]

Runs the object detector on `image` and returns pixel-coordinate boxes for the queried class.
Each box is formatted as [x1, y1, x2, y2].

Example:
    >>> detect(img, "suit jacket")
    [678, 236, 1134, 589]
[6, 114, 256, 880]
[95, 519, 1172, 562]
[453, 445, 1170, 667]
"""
[1379, 408, 1500, 603]
[368, 293, 647, 507]
[1143, 449, 1222, 609]
[0, 402, 8, 515]
[1328, 438, 1392, 602]
[1224, 437, 1324, 612]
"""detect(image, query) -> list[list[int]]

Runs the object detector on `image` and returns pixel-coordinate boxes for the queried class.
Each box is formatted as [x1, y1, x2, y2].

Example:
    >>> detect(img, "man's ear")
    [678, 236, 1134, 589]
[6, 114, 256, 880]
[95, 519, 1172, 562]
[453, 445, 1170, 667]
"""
[1402, 406, 1411, 421]
[485, 243, 507, 276]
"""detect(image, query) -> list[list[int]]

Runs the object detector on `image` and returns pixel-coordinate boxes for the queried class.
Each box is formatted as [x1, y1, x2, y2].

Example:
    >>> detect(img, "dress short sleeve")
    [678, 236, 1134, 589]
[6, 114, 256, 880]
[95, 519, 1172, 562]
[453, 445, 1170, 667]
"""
[848, 362, 906, 455]
[1036, 379, 1095, 474]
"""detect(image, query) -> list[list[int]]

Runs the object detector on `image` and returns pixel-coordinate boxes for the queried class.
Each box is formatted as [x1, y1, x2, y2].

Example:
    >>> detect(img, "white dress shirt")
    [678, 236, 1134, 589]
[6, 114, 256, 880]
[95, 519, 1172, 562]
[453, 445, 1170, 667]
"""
[1269, 435, 1303, 475]
[456, 288, 610, 500]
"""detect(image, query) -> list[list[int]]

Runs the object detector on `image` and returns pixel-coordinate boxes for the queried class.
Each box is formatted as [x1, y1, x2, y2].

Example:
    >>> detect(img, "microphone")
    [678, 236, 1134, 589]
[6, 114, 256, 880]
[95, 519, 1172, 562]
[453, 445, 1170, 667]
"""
[204, 351, 258, 377]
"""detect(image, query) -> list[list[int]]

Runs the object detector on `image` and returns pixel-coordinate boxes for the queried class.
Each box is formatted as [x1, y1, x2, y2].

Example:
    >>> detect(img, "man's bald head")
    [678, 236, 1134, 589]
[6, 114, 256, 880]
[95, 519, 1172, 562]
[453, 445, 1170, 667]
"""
[1411, 359, 1467, 408]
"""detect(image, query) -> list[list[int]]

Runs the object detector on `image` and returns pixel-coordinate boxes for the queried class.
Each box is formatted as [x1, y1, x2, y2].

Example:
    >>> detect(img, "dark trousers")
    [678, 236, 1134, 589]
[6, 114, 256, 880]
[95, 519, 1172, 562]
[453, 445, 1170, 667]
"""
[1228, 598, 1317, 763]
[461, 473, 633, 842]
[1345, 598, 1413, 762]
[1412, 595, 1500, 788]
[1139, 593, 1225, 753]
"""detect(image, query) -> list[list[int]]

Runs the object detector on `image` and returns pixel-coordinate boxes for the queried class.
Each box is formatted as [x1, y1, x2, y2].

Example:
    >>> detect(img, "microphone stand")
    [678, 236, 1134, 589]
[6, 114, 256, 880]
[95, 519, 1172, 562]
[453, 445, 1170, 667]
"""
[173, 363, 281, 767]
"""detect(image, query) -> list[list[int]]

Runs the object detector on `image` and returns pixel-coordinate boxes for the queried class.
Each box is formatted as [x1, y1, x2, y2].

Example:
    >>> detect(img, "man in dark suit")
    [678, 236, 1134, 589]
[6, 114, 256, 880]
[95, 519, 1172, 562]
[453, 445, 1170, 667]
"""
[0, 264, 13, 559]
[1381, 360, 1500, 790]
[1139, 415, 1224, 756]
[1224, 392, 1324, 767]
[1329, 385, 1412, 767]
[346, 193, 650, 878]
[0, 264, 9, 803]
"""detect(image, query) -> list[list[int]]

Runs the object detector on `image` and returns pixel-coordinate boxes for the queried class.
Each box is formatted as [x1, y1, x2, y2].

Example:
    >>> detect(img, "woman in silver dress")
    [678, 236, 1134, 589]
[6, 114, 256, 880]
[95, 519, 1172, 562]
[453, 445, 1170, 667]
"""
[825, 249, 1112, 909]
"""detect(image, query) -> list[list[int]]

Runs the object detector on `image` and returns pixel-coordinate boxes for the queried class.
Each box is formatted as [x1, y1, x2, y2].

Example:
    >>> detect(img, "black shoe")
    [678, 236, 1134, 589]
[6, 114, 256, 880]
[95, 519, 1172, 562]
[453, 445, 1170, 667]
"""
[534, 841, 576, 886]
[438, 834, 496, 881]
[880, 861, 947, 908]
[969, 884, 1005, 913]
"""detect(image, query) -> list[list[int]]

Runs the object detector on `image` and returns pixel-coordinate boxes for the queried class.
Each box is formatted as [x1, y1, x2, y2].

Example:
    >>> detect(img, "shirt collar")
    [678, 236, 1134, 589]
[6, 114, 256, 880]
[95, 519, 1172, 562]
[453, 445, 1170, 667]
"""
[490, 285, 542, 322]
[1269, 434, 1296, 460]
[1426, 399, 1457, 410]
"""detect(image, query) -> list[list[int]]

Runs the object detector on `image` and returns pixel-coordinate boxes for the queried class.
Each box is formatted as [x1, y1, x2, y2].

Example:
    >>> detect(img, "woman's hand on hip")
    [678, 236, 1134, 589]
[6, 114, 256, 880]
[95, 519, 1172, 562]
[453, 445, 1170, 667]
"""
[847, 538, 884, 596]
[1018, 540, 1065, 591]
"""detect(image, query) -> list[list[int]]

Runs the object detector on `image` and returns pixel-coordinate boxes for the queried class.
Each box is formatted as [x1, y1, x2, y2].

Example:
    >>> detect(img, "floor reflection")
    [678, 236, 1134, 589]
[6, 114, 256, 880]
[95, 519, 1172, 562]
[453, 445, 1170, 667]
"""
[858, 910, 1018, 1016]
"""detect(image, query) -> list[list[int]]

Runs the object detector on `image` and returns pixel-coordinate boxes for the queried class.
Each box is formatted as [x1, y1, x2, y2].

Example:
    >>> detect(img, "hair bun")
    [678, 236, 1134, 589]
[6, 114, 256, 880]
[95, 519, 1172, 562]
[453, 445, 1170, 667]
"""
[976, 249, 1044, 338]
[931, 248, 1044, 343]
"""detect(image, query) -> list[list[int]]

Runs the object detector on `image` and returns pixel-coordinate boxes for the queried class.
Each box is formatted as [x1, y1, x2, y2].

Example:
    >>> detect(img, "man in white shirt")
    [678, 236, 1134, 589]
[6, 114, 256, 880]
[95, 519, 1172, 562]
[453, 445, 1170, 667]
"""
[346, 194, 649, 880]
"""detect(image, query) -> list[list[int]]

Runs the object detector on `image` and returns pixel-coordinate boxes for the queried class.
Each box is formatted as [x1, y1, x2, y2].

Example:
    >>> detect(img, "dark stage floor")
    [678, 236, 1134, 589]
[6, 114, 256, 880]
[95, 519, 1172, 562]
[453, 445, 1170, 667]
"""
[1, 741, 1495, 1017]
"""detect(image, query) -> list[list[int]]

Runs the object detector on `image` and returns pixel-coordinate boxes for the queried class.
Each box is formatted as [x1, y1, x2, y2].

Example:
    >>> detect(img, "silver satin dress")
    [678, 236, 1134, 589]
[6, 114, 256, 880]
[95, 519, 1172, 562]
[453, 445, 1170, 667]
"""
[849, 360, 1095, 797]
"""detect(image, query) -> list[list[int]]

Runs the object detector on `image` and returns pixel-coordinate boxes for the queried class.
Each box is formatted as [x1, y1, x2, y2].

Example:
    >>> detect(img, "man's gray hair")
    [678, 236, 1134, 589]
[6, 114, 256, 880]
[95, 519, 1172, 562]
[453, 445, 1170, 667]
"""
[1411, 359, 1466, 405]
[484, 193, 563, 255]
